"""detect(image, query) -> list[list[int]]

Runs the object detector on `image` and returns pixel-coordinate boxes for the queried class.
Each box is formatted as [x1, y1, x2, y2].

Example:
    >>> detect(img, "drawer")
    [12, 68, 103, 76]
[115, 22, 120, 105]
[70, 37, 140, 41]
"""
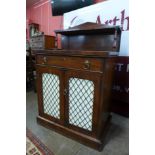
[30, 36, 44, 42]
[31, 42, 44, 49]
[36, 55, 103, 72]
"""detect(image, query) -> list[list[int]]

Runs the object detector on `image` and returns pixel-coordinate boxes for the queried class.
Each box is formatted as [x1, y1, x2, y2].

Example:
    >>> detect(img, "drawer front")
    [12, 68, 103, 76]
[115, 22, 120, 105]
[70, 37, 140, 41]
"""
[30, 36, 44, 42]
[31, 42, 44, 49]
[36, 56, 103, 72]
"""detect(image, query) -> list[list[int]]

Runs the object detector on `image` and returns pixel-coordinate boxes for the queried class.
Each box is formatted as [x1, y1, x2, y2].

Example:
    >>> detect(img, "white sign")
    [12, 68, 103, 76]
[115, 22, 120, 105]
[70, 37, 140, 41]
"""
[64, 0, 129, 56]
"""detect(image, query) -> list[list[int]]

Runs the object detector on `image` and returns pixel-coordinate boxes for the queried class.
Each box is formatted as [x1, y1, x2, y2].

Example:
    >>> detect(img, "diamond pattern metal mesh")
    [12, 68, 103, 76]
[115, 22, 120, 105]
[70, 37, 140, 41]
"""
[42, 73, 60, 119]
[69, 78, 94, 131]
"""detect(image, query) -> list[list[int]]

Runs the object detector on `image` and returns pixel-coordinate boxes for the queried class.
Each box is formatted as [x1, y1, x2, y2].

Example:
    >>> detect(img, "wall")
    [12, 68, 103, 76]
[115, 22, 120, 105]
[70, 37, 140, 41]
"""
[26, 0, 105, 40]
[95, 0, 106, 2]
[26, 0, 63, 40]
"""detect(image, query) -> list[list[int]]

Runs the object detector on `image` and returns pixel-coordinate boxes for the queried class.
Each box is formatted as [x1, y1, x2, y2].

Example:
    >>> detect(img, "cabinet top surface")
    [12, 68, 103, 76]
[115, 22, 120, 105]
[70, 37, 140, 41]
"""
[31, 35, 55, 38]
[34, 49, 118, 58]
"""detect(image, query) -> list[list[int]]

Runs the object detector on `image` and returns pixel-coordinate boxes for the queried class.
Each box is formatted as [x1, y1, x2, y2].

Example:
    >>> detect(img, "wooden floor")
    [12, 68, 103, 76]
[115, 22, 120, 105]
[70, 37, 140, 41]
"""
[26, 91, 129, 155]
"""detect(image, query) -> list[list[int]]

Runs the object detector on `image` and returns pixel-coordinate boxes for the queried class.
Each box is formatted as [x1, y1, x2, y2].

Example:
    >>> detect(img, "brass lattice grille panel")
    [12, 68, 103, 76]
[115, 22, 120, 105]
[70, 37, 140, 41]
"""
[42, 73, 60, 119]
[69, 78, 94, 131]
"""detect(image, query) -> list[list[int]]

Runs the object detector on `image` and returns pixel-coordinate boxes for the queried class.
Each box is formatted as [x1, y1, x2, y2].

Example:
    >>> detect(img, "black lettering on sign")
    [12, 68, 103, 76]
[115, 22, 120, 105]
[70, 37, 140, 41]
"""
[112, 56, 129, 102]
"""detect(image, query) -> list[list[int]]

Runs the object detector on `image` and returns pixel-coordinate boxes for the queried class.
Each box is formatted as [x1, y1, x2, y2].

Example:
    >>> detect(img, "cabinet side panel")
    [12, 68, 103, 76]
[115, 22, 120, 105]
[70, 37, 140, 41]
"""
[97, 58, 115, 137]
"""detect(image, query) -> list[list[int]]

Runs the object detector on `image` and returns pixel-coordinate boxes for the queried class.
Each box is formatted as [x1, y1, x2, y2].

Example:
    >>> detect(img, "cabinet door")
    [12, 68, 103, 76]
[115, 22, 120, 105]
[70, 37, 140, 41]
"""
[65, 70, 102, 135]
[36, 66, 65, 124]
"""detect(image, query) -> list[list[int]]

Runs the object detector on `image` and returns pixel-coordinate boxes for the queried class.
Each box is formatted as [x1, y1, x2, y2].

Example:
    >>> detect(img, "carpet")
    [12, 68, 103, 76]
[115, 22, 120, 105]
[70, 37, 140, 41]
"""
[26, 128, 54, 155]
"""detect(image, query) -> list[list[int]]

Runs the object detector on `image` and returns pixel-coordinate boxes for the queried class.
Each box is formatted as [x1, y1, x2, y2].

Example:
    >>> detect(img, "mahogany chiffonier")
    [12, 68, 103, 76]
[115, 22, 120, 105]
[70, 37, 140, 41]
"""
[34, 23, 121, 151]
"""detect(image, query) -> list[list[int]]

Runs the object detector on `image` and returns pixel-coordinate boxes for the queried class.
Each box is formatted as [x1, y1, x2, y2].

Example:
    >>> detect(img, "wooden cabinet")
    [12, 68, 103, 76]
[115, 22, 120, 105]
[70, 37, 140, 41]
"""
[30, 35, 55, 50]
[35, 23, 122, 151]
[35, 51, 116, 150]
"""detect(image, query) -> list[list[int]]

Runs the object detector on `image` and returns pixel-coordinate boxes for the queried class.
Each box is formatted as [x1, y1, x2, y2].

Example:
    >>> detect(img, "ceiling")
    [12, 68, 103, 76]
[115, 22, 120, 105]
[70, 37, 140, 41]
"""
[26, 0, 41, 7]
